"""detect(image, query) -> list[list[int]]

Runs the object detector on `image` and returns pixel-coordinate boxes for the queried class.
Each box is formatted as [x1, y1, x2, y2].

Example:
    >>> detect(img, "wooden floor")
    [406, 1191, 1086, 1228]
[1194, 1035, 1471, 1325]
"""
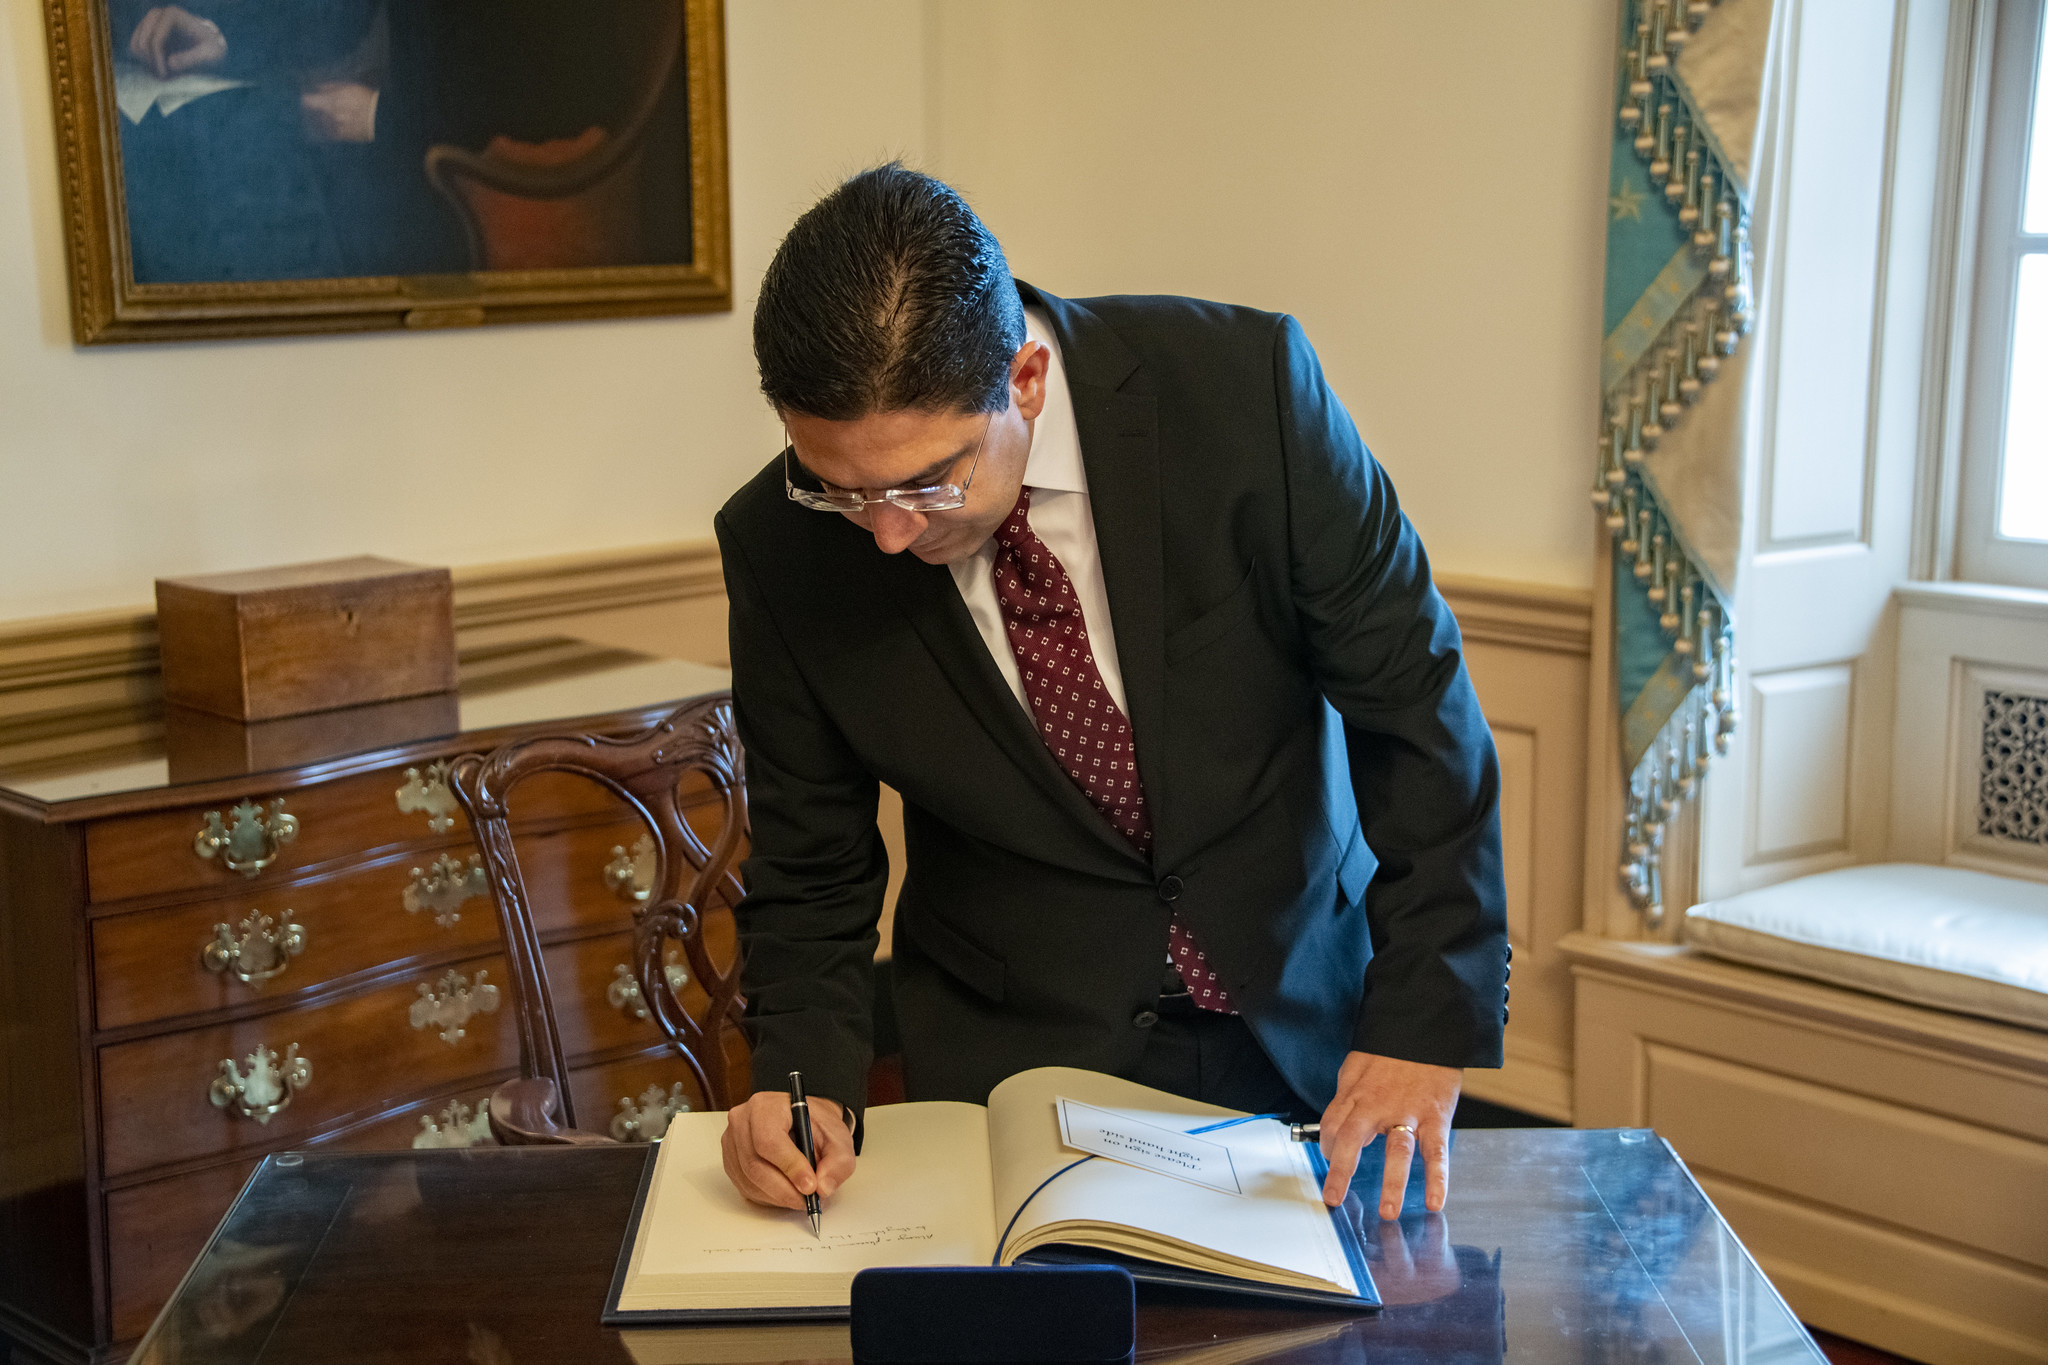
[1809, 1327, 1922, 1364]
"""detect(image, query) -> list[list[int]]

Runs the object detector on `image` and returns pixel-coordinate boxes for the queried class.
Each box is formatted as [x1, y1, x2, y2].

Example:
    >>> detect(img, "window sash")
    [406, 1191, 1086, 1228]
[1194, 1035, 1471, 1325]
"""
[1959, 0, 2048, 587]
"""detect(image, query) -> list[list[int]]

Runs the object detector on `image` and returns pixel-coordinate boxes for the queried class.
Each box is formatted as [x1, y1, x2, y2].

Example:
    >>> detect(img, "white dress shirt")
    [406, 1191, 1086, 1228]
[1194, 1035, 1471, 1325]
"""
[946, 306, 1129, 718]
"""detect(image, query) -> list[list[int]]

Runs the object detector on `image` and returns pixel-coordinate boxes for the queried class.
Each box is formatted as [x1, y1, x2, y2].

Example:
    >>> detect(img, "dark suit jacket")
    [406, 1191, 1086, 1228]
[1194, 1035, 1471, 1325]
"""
[714, 285, 1508, 1115]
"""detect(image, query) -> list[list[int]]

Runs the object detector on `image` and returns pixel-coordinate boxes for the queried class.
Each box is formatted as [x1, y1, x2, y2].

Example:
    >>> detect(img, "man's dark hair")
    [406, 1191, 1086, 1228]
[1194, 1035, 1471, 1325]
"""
[754, 163, 1025, 420]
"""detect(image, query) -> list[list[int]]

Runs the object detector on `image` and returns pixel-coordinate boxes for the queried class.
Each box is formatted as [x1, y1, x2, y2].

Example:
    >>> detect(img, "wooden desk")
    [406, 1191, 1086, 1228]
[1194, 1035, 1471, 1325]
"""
[124, 1128, 1825, 1363]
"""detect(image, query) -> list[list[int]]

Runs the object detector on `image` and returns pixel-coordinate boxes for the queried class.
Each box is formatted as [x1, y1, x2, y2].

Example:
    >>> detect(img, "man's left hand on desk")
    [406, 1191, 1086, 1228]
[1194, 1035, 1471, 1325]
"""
[1314, 1051, 1461, 1218]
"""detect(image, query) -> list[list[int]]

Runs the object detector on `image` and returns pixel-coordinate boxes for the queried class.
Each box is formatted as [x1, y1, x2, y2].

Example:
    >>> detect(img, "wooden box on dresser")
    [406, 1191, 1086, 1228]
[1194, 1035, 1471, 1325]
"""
[0, 641, 746, 1365]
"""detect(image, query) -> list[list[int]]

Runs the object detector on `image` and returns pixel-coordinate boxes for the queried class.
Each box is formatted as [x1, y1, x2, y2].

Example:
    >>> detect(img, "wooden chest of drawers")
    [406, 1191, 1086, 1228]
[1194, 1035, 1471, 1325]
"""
[0, 645, 742, 1364]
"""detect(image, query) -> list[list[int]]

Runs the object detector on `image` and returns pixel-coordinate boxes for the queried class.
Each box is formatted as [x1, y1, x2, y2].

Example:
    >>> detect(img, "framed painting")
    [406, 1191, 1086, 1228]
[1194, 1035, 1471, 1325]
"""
[42, 0, 729, 343]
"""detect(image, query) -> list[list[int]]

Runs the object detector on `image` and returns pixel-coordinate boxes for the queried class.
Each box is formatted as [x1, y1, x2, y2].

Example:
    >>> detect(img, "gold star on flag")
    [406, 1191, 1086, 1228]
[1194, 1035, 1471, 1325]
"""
[1610, 180, 1645, 222]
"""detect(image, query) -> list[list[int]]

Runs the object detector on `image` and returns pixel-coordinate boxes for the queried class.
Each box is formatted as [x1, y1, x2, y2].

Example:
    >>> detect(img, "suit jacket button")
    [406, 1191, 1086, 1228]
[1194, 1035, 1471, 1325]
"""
[1156, 875, 1184, 903]
[1132, 1009, 1160, 1029]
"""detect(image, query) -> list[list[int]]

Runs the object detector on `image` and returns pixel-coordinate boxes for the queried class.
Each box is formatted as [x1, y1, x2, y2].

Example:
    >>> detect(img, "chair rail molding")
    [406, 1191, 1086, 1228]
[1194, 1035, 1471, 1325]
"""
[1, 555, 1593, 1119]
[1434, 575, 1593, 657]
[0, 541, 725, 770]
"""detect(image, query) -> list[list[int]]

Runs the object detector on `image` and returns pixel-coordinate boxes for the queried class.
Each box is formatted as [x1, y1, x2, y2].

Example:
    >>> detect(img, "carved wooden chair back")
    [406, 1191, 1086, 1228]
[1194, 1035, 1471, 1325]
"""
[449, 693, 747, 1142]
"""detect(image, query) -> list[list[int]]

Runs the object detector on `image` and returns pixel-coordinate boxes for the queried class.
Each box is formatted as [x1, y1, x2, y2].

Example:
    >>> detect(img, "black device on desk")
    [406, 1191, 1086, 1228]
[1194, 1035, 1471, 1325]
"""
[851, 1265, 1136, 1365]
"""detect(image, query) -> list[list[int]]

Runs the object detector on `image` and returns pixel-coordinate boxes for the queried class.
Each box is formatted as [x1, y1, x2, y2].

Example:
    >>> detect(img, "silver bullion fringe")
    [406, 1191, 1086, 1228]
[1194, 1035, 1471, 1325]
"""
[1596, 0, 1755, 924]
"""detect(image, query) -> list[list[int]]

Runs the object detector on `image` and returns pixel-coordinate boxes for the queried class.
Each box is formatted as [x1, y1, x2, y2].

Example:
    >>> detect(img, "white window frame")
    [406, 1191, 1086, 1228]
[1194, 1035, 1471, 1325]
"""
[1956, 0, 2048, 588]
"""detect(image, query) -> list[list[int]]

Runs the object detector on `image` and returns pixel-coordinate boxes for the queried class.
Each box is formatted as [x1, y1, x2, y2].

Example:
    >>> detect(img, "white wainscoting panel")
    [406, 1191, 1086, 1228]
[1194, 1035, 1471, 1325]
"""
[1567, 935, 2048, 1365]
[1645, 1042, 2048, 1268]
[1893, 584, 2048, 885]
[1493, 724, 1538, 950]
[1747, 662, 1855, 862]
[1758, 0, 1898, 550]
[1444, 576, 1591, 1122]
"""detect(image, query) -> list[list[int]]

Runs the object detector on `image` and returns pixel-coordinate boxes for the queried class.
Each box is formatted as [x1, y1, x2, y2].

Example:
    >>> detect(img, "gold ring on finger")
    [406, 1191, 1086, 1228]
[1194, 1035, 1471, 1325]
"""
[1385, 1123, 1416, 1139]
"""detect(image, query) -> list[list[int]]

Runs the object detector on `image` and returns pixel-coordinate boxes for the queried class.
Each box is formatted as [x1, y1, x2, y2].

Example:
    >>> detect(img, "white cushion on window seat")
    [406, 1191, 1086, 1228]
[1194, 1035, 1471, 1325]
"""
[1684, 863, 2048, 1030]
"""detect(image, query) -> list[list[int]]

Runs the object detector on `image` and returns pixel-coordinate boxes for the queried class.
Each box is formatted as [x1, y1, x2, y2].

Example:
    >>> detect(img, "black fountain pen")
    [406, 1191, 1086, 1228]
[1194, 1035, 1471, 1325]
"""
[788, 1071, 823, 1239]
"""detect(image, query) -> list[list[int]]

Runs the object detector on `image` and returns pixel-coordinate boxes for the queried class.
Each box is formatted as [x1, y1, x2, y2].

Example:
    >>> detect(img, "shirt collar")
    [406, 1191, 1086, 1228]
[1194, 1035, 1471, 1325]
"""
[1021, 306, 1087, 496]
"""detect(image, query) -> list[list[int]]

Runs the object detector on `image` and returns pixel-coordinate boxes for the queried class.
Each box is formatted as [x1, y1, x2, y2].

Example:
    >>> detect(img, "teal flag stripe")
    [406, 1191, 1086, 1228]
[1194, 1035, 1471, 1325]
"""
[1601, 129, 1688, 337]
[1612, 549, 1670, 719]
[1623, 653, 1697, 771]
[1601, 245, 1708, 394]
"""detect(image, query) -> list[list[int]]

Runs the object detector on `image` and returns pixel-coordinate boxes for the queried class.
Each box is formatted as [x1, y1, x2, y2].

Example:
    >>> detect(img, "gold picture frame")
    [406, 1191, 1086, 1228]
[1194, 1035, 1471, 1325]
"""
[43, 0, 730, 344]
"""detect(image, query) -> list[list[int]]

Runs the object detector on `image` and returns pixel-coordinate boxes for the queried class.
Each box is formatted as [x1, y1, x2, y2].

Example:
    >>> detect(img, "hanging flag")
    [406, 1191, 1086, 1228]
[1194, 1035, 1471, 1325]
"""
[1596, 0, 1777, 920]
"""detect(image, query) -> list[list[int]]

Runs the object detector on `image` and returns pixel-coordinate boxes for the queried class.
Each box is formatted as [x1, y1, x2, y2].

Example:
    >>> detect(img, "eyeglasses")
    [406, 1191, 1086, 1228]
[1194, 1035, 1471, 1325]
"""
[783, 411, 993, 513]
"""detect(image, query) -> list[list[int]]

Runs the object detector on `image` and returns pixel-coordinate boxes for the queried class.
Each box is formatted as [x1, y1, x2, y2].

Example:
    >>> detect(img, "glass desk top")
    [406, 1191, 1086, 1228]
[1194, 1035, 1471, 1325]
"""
[131, 1129, 1824, 1364]
[0, 637, 732, 810]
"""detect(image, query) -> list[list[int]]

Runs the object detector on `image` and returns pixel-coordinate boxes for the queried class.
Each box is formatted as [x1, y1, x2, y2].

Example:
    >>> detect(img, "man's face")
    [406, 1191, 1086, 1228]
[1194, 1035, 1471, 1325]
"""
[783, 341, 1049, 565]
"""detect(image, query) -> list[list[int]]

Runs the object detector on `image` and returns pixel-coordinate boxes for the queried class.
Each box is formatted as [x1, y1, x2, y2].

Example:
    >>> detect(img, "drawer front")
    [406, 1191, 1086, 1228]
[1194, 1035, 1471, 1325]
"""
[519, 816, 747, 938]
[341, 1085, 503, 1152]
[547, 930, 658, 1061]
[568, 1053, 711, 1142]
[512, 817, 652, 937]
[92, 857, 502, 1032]
[566, 1035, 752, 1140]
[98, 954, 519, 1178]
[89, 766, 450, 905]
[85, 764, 637, 906]
[106, 1159, 263, 1345]
[546, 909, 742, 1063]
[103, 1078, 509, 1345]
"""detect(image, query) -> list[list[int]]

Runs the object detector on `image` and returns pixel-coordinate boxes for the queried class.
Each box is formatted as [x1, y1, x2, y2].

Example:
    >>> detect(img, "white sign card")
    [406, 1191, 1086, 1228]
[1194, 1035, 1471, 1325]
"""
[1055, 1097, 1243, 1197]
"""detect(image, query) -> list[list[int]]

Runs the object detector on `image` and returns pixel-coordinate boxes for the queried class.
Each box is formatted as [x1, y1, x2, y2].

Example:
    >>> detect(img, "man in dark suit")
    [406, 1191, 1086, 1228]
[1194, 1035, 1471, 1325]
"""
[717, 165, 1507, 1222]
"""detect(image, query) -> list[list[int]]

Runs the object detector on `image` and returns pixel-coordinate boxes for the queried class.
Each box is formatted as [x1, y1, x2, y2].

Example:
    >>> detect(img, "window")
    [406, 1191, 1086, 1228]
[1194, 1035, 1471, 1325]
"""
[1960, 0, 2048, 587]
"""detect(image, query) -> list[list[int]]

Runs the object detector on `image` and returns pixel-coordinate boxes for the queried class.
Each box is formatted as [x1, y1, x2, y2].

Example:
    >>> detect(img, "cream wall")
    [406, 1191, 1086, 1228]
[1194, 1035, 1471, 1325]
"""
[0, 1, 1609, 624]
[0, 1, 928, 622]
[924, 1, 1612, 590]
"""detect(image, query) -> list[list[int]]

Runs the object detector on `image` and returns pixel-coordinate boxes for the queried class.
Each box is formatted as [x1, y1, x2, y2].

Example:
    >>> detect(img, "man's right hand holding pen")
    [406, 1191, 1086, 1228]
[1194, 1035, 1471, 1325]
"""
[720, 1085, 858, 1212]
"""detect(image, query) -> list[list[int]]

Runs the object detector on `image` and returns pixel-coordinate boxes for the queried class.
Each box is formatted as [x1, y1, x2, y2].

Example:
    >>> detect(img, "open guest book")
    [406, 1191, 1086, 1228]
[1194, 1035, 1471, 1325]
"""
[603, 1067, 1379, 1325]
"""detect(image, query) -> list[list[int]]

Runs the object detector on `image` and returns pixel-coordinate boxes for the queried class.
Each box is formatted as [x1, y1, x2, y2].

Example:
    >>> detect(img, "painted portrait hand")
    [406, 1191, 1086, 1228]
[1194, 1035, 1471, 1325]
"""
[128, 6, 227, 79]
[721, 1089, 857, 1211]
[1315, 1051, 1462, 1217]
[301, 81, 379, 144]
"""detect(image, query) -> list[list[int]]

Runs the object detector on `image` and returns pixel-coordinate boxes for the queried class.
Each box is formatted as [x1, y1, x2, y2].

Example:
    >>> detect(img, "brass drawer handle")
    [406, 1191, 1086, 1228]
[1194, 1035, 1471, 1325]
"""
[395, 761, 460, 834]
[413, 1099, 495, 1150]
[210, 1044, 310, 1124]
[409, 969, 499, 1045]
[610, 1082, 689, 1142]
[602, 834, 656, 903]
[403, 853, 488, 929]
[194, 800, 299, 877]
[606, 962, 690, 1021]
[202, 910, 306, 984]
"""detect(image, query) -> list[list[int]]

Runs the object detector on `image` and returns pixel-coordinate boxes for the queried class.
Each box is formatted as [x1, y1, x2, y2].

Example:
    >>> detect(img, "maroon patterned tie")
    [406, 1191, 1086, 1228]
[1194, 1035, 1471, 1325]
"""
[990, 489, 1236, 1012]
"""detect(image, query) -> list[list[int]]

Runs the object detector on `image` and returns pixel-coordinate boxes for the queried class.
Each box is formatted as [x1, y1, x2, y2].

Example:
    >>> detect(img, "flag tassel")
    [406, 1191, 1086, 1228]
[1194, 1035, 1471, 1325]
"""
[1603, 0, 1758, 922]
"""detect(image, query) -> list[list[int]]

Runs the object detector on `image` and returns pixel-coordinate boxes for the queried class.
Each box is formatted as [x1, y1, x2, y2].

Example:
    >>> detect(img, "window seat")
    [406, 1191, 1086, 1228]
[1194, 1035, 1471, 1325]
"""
[1683, 863, 2048, 1031]
[1562, 893, 2048, 1365]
